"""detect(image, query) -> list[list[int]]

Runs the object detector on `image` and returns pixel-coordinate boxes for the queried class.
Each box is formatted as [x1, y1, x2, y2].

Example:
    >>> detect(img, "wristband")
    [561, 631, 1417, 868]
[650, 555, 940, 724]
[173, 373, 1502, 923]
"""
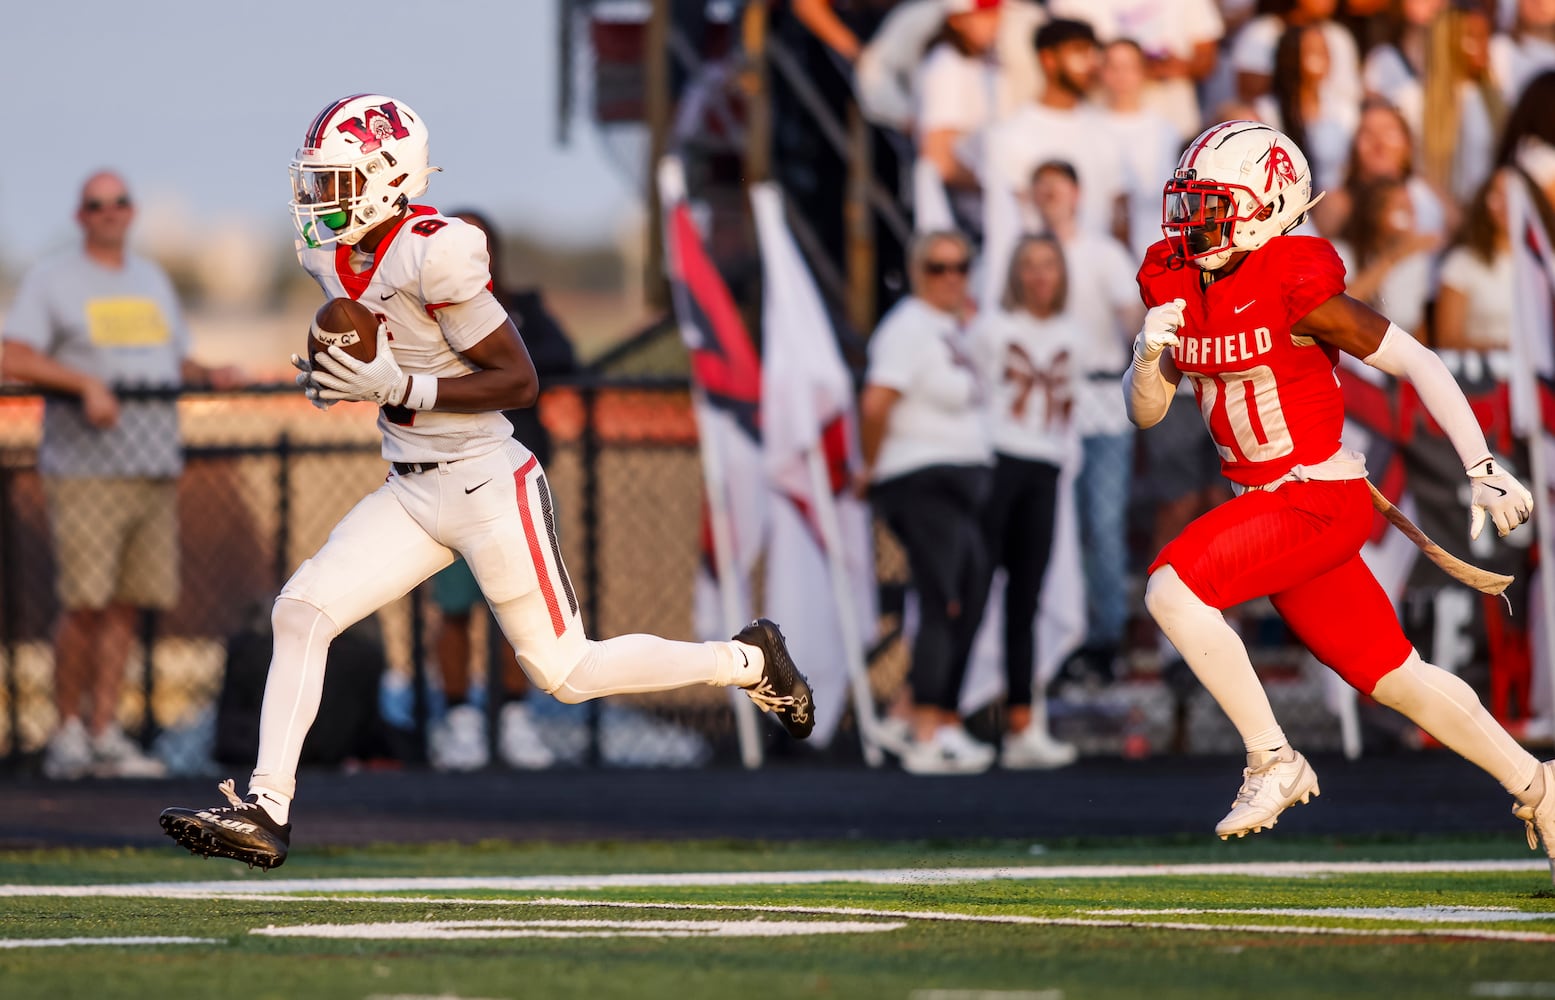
[403, 374, 438, 411]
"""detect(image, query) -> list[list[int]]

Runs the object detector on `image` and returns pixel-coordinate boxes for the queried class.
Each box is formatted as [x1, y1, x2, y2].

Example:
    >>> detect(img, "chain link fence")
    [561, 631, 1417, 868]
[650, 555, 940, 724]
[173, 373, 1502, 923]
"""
[0, 347, 1537, 776]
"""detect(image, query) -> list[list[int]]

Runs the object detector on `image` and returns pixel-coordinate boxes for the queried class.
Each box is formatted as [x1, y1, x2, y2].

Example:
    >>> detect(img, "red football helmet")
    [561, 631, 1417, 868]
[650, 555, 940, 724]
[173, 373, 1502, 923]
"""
[1162, 120, 1324, 270]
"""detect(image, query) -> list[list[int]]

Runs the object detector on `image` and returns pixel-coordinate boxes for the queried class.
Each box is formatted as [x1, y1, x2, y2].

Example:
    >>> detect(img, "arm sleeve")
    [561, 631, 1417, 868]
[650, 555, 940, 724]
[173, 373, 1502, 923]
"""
[1363, 323, 1492, 469]
[864, 313, 919, 392]
[1280, 237, 1348, 326]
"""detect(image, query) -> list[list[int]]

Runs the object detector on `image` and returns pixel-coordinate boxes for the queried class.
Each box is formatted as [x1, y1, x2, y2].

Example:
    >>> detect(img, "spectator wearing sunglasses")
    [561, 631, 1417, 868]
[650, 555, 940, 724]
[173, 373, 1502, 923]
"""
[1, 171, 245, 781]
[859, 230, 997, 775]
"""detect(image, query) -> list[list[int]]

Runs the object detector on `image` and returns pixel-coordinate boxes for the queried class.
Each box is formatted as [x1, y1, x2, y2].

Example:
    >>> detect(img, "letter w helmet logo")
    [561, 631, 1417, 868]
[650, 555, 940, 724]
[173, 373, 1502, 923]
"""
[334, 101, 411, 154]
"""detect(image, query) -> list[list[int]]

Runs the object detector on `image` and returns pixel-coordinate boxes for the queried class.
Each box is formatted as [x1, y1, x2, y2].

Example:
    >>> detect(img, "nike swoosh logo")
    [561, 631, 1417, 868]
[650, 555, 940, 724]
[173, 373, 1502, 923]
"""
[464, 480, 492, 495]
[1486, 483, 1508, 496]
[1234, 300, 1256, 314]
[1279, 766, 1308, 799]
[379, 290, 398, 300]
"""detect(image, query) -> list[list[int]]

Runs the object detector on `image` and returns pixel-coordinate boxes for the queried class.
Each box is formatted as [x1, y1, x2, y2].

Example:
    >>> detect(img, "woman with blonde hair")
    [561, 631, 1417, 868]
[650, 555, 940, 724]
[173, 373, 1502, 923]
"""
[971, 235, 1083, 768]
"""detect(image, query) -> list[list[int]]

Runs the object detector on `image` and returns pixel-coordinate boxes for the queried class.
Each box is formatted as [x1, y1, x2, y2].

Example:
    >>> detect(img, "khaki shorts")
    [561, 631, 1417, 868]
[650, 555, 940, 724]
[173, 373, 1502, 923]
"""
[43, 476, 179, 611]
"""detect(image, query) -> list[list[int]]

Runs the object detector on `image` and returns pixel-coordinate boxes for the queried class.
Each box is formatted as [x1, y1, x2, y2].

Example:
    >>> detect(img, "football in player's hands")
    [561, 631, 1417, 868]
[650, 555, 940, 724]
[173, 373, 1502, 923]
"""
[308, 298, 380, 366]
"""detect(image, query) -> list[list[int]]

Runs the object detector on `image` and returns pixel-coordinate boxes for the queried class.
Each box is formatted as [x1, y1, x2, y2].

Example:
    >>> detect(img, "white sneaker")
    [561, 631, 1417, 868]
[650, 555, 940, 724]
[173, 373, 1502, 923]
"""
[900, 725, 995, 775]
[1000, 726, 1079, 770]
[90, 724, 167, 779]
[872, 716, 912, 757]
[1513, 760, 1555, 886]
[42, 718, 94, 780]
[429, 704, 489, 772]
[498, 702, 556, 770]
[1215, 748, 1319, 840]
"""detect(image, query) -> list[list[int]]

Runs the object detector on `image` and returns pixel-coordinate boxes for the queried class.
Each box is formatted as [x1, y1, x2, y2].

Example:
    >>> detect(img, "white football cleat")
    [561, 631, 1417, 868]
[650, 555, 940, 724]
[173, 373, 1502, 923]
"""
[91, 724, 167, 779]
[1215, 748, 1319, 840]
[1513, 760, 1555, 887]
[42, 718, 95, 781]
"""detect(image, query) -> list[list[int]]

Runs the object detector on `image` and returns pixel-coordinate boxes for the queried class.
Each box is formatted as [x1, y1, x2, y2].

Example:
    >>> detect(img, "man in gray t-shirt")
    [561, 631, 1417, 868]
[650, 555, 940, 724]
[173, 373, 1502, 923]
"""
[1, 171, 242, 780]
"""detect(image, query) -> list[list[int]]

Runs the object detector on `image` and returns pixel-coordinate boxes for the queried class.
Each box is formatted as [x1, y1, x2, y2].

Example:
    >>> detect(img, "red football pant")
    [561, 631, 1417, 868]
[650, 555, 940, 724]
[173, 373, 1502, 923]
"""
[1151, 478, 1413, 694]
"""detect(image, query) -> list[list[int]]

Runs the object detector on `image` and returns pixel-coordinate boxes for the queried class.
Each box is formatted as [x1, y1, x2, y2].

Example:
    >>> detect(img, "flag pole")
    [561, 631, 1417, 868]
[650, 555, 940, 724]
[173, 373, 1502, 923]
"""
[804, 446, 885, 767]
[658, 155, 764, 768]
[1506, 173, 1555, 731]
[695, 385, 766, 769]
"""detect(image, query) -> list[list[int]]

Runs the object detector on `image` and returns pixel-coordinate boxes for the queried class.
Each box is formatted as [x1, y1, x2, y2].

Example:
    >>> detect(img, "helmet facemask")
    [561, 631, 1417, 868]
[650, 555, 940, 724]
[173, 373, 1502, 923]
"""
[1162, 172, 1266, 271]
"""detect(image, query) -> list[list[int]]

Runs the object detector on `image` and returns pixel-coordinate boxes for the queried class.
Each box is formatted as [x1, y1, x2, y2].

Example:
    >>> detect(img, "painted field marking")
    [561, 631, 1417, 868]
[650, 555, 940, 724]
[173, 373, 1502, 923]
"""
[0, 936, 218, 949]
[0, 858, 1545, 898]
[1092, 906, 1555, 923]
[252, 917, 906, 940]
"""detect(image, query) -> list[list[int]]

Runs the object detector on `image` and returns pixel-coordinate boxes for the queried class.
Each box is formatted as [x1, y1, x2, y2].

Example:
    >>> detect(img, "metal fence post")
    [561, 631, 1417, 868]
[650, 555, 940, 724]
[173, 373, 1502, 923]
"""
[274, 432, 292, 590]
[581, 384, 602, 766]
[139, 609, 159, 751]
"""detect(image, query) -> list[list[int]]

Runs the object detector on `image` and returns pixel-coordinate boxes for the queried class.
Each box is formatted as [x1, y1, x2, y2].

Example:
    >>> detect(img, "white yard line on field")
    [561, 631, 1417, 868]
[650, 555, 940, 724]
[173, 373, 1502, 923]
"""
[0, 858, 1545, 898]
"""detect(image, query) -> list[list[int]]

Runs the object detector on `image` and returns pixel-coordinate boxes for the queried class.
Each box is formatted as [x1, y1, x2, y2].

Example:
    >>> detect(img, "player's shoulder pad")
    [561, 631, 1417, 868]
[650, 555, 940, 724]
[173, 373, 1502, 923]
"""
[415, 214, 494, 307]
[1135, 240, 1178, 299]
[1266, 233, 1345, 273]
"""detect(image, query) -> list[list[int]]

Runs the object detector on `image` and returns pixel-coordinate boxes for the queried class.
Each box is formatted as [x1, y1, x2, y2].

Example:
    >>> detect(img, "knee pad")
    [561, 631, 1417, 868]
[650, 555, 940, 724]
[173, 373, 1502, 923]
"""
[271, 596, 341, 646]
[1144, 566, 1203, 625]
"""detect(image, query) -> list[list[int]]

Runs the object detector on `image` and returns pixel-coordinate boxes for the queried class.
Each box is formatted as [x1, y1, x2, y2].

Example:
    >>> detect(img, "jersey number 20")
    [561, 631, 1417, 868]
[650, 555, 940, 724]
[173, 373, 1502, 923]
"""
[1189, 365, 1294, 464]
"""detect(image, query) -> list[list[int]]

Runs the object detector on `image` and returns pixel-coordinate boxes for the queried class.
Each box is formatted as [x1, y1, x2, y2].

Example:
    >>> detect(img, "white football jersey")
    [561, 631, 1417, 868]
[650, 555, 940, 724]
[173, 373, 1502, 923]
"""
[296, 206, 522, 464]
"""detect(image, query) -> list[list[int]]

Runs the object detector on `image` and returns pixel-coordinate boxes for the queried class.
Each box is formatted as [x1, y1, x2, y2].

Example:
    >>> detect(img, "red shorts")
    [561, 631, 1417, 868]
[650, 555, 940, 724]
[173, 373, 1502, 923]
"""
[1151, 478, 1413, 693]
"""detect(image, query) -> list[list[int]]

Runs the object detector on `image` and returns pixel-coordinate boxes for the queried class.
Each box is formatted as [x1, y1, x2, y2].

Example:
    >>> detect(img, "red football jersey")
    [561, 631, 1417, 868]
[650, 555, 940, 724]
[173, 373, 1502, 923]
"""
[1136, 235, 1348, 487]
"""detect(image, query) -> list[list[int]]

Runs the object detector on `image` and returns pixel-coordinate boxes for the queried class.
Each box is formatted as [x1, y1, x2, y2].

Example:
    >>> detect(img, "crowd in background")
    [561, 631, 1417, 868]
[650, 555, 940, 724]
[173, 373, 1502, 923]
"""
[783, 0, 1555, 773]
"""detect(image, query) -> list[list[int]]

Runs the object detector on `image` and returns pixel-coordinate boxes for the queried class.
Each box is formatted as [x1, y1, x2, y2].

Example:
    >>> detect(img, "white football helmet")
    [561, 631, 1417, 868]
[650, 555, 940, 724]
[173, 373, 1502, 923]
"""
[1162, 120, 1324, 271]
[289, 94, 439, 247]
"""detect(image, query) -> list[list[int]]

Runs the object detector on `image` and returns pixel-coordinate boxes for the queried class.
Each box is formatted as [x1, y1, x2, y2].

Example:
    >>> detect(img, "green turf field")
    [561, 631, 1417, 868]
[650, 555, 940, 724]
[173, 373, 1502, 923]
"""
[2, 837, 1553, 1000]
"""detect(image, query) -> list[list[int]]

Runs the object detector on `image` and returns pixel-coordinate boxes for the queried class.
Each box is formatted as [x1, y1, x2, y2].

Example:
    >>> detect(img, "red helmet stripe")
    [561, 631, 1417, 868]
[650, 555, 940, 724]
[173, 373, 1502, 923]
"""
[1185, 120, 1258, 172]
[304, 93, 374, 150]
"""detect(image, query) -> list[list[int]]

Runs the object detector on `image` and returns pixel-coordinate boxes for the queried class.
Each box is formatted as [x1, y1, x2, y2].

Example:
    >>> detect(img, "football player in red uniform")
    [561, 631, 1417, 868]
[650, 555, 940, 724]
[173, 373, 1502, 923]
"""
[1126, 120, 1554, 879]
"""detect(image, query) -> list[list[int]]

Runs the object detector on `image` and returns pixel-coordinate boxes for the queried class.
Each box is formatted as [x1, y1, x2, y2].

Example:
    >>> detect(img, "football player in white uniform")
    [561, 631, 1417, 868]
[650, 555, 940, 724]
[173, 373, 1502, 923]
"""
[160, 94, 814, 869]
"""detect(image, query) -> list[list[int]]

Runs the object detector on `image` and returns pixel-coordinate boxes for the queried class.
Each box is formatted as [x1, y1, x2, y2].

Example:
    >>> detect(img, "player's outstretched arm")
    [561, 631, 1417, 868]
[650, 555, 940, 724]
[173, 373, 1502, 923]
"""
[1299, 293, 1533, 539]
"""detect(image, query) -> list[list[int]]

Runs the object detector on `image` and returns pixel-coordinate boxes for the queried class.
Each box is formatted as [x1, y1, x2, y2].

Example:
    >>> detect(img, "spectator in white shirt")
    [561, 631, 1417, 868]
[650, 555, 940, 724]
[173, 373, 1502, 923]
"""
[971, 235, 1083, 769]
[980, 19, 1128, 305]
[859, 231, 998, 775]
[1362, 0, 1445, 111]
[1100, 39, 1190, 259]
[1027, 160, 1142, 686]
[1254, 24, 1358, 193]
[916, 0, 1005, 206]
[1435, 173, 1515, 350]
[856, 0, 1046, 133]
[1231, 0, 1361, 115]
[1313, 97, 1450, 239]
[1335, 175, 1441, 337]
[1046, 0, 1224, 139]
[1490, 0, 1555, 103]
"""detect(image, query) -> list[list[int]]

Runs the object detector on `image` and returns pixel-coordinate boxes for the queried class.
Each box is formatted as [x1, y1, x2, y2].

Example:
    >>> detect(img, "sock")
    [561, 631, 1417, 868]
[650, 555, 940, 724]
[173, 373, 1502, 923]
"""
[1522, 766, 1547, 808]
[1370, 651, 1541, 797]
[1145, 567, 1283, 746]
[1243, 727, 1291, 766]
[249, 597, 340, 802]
[249, 786, 291, 826]
[550, 634, 758, 703]
[728, 640, 764, 686]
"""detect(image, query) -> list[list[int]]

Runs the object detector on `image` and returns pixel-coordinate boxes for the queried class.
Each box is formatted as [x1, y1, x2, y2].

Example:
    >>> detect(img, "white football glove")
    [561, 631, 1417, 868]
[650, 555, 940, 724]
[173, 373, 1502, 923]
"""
[1468, 457, 1534, 540]
[1134, 298, 1187, 362]
[309, 323, 409, 406]
[289, 353, 336, 410]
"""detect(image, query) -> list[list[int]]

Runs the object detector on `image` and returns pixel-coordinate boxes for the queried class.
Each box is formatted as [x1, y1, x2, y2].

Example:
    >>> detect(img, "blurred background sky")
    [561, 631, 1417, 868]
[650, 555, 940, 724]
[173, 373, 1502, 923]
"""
[0, 0, 646, 346]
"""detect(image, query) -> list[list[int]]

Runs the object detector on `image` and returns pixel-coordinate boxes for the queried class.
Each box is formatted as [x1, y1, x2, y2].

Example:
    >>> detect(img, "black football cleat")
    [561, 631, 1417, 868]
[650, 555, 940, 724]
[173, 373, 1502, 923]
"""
[734, 618, 815, 739]
[159, 779, 291, 870]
